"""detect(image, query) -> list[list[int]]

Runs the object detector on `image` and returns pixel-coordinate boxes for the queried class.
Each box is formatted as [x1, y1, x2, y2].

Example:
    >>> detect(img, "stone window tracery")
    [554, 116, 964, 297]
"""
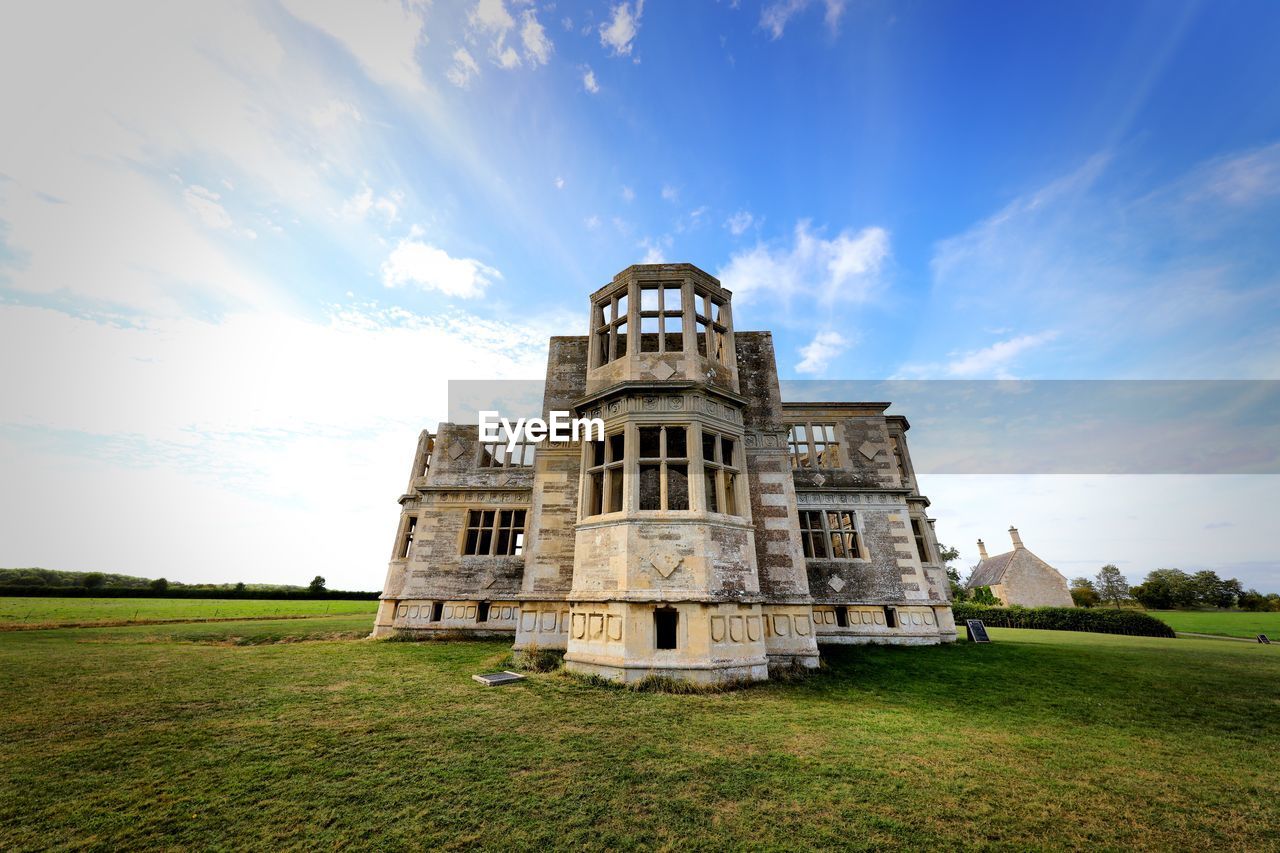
[786, 422, 841, 468]
[700, 429, 741, 516]
[638, 283, 684, 353]
[592, 290, 629, 366]
[462, 509, 527, 556]
[638, 425, 689, 511]
[584, 431, 626, 516]
[798, 510, 864, 559]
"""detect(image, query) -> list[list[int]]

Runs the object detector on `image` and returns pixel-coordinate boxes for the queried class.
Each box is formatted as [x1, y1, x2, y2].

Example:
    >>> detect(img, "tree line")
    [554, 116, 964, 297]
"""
[937, 545, 1277, 612]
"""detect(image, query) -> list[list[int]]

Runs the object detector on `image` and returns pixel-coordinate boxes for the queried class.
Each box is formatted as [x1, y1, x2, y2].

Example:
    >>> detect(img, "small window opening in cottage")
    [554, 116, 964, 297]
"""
[397, 516, 417, 559]
[883, 606, 898, 628]
[430, 601, 443, 621]
[477, 602, 490, 623]
[835, 606, 848, 628]
[654, 606, 679, 649]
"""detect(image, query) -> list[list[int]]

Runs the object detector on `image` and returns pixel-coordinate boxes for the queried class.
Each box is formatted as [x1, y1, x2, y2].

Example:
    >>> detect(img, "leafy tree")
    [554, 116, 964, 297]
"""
[1131, 568, 1192, 609]
[82, 572, 106, 589]
[148, 577, 169, 592]
[1069, 577, 1099, 608]
[308, 575, 327, 594]
[1095, 564, 1130, 608]
[970, 585, 1000, 606]
[234, 581, 246, 594]
[1239, 589, 1270, 612]
[936, 542, 966, 601]
[1188, 570, 1240, 609]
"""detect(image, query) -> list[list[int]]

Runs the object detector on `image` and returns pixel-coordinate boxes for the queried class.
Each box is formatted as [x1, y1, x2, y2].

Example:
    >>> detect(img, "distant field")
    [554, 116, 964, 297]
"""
[1146, 609, 1280, 639]
[1, 620, 1277, 849]
[0, 596, 378, 629]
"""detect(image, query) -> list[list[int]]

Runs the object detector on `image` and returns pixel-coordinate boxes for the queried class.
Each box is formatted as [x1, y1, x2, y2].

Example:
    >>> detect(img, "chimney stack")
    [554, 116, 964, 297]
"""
[977, 539, 988, 560]
[1009, 526, 1024, 550]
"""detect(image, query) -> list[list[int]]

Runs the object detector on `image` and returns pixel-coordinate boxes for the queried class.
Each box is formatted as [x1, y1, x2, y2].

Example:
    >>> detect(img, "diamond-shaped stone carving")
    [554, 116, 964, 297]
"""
[648, 552, 683, 578]
[482, 574, 497, 589]
[652, 361, 676, 381]
[828, 575, 846, 592]
[448, 440, 467, 460]
[812, 472, 826, 486]
[859, 440, 879, 460]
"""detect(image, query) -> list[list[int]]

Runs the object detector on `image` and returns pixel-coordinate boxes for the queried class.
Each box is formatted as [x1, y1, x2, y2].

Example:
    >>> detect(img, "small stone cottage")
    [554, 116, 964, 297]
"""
[966, 527, 1074, 608]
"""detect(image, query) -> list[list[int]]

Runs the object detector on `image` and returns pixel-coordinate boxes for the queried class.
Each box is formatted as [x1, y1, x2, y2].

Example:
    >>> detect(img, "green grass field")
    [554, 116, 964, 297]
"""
[1145, 609, 1280, 639]
[2, 610, 1278, 850]
[0, 596, 378, 629]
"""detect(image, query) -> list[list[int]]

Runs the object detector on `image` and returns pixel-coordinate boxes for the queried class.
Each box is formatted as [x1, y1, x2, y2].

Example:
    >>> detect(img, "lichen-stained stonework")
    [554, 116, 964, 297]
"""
[373, 263, 956, 684]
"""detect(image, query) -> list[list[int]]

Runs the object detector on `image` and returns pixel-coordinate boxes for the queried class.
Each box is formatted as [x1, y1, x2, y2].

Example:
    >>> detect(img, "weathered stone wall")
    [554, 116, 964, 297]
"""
[1000, 560, 1075, 608]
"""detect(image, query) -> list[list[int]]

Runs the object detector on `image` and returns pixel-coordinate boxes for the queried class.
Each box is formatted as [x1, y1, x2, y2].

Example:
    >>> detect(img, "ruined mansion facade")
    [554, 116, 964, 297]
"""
[373, 263, 957, 684]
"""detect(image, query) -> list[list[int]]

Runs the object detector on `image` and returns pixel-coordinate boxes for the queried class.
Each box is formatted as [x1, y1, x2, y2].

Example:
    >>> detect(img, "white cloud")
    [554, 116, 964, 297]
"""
[554, 176, 565, 190]
[380, 232, 503, 298]
[584, 215, 601, 230]
[760, 0, 847, 40]
[280, 0, 428, 92]
[661, 183, 679, 202]
[465, 0, 552, 70]
[339, 183, 402, 225]
[310, 99, 363, 128]
[600, 1, 643, 56]
[641, 243, 665, 264]
[725, 210, 754, 235]
[621, 185, 635, 202]
[583, 67, 600, 93]
[795, 330, 851, 374]
[469, 0, 514, 33]
[717, 221, 891, 308]
[447, 47, 481, 87]
[183, 184, 234, 231]
[520, 10, 554, 65]
[896, 331, 1060, 380]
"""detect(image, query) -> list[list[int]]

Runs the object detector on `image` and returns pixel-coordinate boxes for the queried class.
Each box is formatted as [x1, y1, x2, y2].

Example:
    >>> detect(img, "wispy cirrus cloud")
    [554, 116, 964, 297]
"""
[760, 0, 847, 40]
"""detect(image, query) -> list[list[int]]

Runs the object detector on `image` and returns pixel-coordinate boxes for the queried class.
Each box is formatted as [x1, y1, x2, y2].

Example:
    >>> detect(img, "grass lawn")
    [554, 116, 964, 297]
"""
[0, 596, 378, 629]
[1145, 609, 1280, 639]
[2, 615, 1279, 850]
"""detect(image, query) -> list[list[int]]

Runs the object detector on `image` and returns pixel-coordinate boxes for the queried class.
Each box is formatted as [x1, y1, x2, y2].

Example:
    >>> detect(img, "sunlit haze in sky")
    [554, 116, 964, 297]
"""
[2, 1, 1278, 591]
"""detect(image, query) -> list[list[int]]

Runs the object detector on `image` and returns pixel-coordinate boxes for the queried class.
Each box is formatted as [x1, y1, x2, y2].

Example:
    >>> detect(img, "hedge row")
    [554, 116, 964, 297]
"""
[0, 586, 379, 601]
[952, 603, 1175, 638]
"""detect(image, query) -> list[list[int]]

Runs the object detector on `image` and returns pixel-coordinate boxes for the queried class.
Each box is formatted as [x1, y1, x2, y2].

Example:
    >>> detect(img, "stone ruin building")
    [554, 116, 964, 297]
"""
[966, 527, 1075, 608]
[373, 263, 957, 684]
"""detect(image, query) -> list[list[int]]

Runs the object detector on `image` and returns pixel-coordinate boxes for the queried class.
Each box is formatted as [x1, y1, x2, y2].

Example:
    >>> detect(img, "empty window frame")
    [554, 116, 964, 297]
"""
[477, 601, 491, 623]
[654, 606, 678, 649]
[584, 431, 627, 517]
[638, 425, 690, 511]
[462, 509, 527, 556]
[883, 606, 898, 628]
[638, 283, 685, 354]
[798, 510, 863, 559]
[911, 518, 933, 564]
[478, 432, 536, 468]
[592, 289, 629, 366]
[430, 601, 443, 621]
[396, 515, 417, 559]
[786, 422, 840, 468]
[835, 606, 849, 628]
[890, 434, 908, 483]
[700, 429, 741, 515]
[693, 290, 729, 363]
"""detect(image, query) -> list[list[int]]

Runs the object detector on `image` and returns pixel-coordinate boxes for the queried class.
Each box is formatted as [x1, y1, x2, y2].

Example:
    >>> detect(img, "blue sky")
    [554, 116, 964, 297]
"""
[2, 0, 1279, 590]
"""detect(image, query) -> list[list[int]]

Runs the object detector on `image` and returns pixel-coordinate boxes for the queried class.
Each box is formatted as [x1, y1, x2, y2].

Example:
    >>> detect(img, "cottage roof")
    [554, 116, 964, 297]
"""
[965, 527, 1058, 589]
